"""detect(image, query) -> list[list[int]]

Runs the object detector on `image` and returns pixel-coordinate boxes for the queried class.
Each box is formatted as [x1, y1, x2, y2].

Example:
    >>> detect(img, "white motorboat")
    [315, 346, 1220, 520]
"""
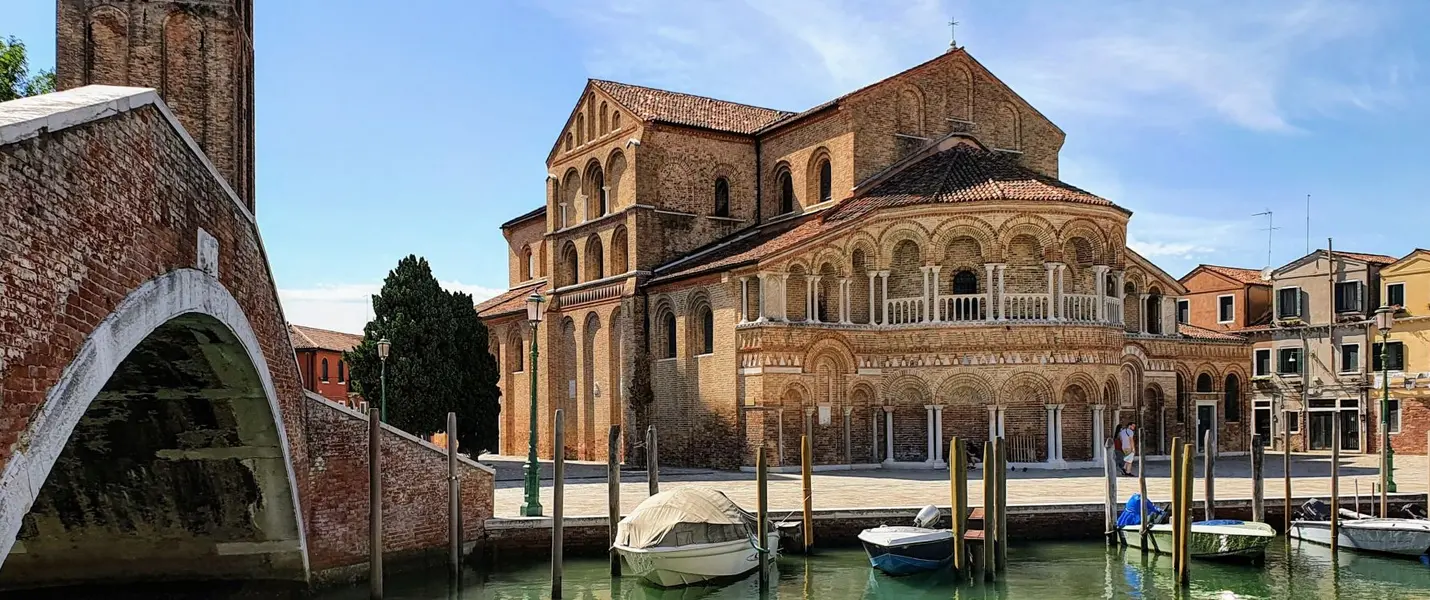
[1121, 520, 1277, 560]
[614, 487, 776, 587]
[859, 505, 956, 575]
[1289, 498, 1430, 557]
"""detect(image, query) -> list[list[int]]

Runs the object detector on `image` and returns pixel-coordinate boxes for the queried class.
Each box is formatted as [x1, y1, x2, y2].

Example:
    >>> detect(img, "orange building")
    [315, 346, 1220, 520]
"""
[288, 324, 363, 406]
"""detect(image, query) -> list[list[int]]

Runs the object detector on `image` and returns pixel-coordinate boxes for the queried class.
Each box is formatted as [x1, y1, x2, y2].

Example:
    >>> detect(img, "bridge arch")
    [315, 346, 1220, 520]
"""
[0, 268, 308, 584]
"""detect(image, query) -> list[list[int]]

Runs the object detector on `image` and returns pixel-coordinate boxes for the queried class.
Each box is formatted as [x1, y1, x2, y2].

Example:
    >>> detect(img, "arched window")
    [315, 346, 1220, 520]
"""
[1145, 290, 1163, 334]
[778, 169, 795, 215]
[610, 226, 629, 274]
[520, 245, 533, 280]
[508, 332, 524, 372]
[599, 102, 608, 135]
[612, 111, 621, 130]
[817, 159, 832, 203]
[714, 178, 730, 217]
[576, 114, 585, 145]
[584, 235, 604, 282]
[338, 360, 346, 383]
[1224, 375, 1241, 422]
[591, 166, 607, 217]
[1196, 373, 1213, 393]
[564, 132, 573, 152]
[697, 305, 714, 355]
[661, 311, 677, 359]
[952, 270, 977, 294]
[320, 358, 329, 382]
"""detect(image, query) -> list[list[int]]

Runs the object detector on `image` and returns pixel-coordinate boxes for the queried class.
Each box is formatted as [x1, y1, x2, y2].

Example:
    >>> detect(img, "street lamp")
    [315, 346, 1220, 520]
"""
[521, 292, 545, 517]
[377, 337, 391, 423]
[1374, 306, 1396, 493]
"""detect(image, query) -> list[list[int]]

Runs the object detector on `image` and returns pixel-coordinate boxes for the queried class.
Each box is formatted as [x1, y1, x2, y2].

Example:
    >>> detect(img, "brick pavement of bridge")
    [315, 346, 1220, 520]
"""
[482, 453, 1428, 518]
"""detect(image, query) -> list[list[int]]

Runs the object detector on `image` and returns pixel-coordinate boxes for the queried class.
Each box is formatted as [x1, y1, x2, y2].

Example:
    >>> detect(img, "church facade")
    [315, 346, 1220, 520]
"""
[476, 48, 1251, 469]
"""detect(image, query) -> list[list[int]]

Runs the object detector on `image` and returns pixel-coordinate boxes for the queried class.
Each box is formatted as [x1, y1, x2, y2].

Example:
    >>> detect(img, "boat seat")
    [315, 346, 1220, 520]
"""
[963, 530, 985, 540]
[968, 508, 984, 520]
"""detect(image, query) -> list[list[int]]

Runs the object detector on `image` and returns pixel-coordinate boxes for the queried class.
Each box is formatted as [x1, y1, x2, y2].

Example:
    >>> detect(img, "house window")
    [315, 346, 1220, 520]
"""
[338, 360, 346, 383]
[699, 306, 714, 355]
[1373, 341, 1406, 371]
[1285, 412, 1300, 434]
[1224, 375, 1240, 422]
[1278, 348, 1302, 375]
[1387, 282, 1405, 308]
[1388, 399, 1401, 434]
[1217, 295, 1234, 323]
[817, 159, 832, 203]
[1340, 344, 1359, 373]
[321, 358, 330, 382]
[1276, 287, 1301, 319]
[778, 169, 795, 215]
[1177, 299, 1189, 325]
[714, 177, 730, 217]
[661, 311, 677, 359]
[1334, 281, 1361, 313]
[1254, 349, 1271, 376]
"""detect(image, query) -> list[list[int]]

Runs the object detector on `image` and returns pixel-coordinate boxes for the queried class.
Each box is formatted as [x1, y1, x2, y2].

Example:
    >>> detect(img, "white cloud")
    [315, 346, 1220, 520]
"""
[278, 281, 503, 335]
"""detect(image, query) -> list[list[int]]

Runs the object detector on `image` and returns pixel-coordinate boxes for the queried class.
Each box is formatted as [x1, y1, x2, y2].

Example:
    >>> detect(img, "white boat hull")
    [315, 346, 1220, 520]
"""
[616, 533, 779, 587]
[1120, 521, 1276, 559]
[1290, 519, 1430, 556]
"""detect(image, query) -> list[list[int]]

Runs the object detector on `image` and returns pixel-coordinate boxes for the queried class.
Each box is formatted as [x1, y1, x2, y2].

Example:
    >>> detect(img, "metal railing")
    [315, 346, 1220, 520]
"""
[1006, 435, 1040, 463]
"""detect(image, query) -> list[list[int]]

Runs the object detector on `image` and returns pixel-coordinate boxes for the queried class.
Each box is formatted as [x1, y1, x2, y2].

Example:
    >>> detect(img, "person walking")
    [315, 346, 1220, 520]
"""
[1112, 423, 1126, 473]
[1119, 423, 1137, 477]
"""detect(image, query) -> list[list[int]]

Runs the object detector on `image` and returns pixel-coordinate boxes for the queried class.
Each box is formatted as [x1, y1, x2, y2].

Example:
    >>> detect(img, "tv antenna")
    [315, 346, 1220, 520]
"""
[1252, 210, 1280, 269]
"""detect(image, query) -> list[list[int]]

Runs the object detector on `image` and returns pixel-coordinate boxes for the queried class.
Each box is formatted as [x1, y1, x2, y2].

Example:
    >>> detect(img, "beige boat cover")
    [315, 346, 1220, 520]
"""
[615, 487, 752, 549]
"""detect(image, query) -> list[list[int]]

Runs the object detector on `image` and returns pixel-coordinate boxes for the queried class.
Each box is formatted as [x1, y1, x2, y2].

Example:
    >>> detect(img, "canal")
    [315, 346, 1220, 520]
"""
[11, 541, 1430, 599]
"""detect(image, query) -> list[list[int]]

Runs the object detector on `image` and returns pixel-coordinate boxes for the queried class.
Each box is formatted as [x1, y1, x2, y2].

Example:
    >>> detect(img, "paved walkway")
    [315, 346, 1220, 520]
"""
[481, 453, 1429, 518]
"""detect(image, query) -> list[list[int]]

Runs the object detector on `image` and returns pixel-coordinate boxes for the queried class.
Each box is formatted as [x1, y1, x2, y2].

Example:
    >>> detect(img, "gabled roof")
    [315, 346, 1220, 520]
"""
[1181, 264, 1269, 287]
[1178, 324, 1247, 341]
[650, 213, 834, 283]
[823, 140, 1118, 222]
[289, 324, 363, 353]
[1126, 248, 1189, 296]
[1334, 251, 1399, 265]
[501, 205, 546, 230]
[474, 280, 547, 318]
[591, 79, 794, 135]
[1382, 249, 1430, 275]
[1272, 249, 1400, 276]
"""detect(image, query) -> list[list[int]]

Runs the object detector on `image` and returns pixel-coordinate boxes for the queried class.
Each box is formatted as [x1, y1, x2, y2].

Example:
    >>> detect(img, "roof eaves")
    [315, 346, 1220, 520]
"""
[501, 205, 546, 230]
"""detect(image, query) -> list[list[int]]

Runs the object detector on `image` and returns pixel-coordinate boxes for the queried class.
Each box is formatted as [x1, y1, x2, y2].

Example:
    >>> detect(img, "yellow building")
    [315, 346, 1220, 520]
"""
[1378, 248, 1430, 454]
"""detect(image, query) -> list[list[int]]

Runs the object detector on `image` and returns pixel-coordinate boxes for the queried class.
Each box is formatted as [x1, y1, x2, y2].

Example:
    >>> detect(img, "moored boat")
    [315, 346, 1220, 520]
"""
[1289, 498, 1430, 557]
[1115, 493, 1276, 560]
[859, 505, 956, 575]
[614, 487, 776, 587]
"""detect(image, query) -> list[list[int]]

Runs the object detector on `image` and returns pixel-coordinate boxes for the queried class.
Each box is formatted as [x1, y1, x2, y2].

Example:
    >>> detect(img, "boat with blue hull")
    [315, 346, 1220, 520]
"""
[859, 505, 956, 575]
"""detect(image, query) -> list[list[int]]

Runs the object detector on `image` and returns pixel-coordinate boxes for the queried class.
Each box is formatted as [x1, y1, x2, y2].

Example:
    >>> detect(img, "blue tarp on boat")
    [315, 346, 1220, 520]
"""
[1116, 494, 1165, 527]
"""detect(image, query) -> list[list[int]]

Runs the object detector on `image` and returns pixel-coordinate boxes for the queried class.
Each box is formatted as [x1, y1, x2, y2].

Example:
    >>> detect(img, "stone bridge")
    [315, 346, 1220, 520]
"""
[0, 87, 494, 590]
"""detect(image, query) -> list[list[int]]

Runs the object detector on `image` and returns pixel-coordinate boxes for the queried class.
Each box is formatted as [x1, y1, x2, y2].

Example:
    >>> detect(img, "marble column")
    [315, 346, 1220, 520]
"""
[778, 273, 791, 322]
[1092, 266, 1109, 322]
[883, 406, 895, 464]
[879, 270, 892, 325]
[1138, 293, 1149, 333]
[984, 263, 998, 320]
[1056, 263, 1068, 320]
[840, 278, 852, 324]
[755, 273, 768, 323]
[1092, 404, 1106, 463]
[808, 276, 821, 323]
[1115, 271, 1127, 326]
[997, 265, 1008, 321]
[919, 266, 932, 323]
[924, 405, 935, 463]
[871, 406, 881, 463]
[1045, 404, 1058, 463]
[1044, 262, 1058, 320]
[777, 408, 786, 465]
[934, 405, 946, 465]
[867, 271, 879, 325]
[843, 407, 853, 464]
[739, 276, 751, 323]
[929, 265, 943, 323]
[988, 405, 1001, 441]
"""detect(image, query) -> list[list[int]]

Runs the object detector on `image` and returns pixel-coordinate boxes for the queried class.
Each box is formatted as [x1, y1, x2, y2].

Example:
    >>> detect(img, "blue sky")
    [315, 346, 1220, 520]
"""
[7, 0, 1426, 332]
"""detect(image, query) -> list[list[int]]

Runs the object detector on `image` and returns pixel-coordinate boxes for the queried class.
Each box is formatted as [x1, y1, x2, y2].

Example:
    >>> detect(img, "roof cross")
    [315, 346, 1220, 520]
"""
[949, 18, 960, 49]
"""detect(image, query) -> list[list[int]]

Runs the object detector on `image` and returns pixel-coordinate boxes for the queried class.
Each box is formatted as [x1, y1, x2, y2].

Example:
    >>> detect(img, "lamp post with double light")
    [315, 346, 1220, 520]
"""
[520, 292, 545, 517]
[1374, 306, 1396, 493]
[377, 337, 391, 423]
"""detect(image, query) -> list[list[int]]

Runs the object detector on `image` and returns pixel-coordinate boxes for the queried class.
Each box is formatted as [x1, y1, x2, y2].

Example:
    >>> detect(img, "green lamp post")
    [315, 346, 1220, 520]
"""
[1374, 306, 1396, 493]
[520, 292, 545, 517]
[377, 337, 391, 423]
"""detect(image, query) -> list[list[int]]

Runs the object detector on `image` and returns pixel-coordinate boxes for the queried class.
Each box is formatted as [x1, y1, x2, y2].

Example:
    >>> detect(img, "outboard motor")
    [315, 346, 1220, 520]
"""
[1402, 503, 1427, 520]
[1299, 498, 1331, 521]
[914, 505, 941, 529]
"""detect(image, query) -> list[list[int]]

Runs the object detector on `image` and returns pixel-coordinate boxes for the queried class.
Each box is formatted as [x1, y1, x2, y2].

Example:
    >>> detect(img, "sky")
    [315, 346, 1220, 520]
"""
[6, 0, 1427, 333]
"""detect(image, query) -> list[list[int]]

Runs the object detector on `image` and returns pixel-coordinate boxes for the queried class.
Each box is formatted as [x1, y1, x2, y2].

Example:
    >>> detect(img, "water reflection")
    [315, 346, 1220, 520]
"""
[9, 541, 1430, 599]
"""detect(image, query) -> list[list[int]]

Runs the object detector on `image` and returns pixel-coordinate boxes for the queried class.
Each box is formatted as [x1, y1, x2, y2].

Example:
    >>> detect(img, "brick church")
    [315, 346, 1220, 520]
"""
[475, 46, 1252, 470]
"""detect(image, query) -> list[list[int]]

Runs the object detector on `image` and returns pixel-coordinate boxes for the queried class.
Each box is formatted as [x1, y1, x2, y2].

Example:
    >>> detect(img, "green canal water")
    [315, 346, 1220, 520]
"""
[14, 541, 1430, 599]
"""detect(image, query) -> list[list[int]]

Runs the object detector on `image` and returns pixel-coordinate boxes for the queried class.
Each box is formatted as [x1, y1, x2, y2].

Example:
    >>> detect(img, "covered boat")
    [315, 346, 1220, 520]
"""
[858, 505, 956, 575]
[1117, 494, 1276, 560]
[614, 487, 776, 587]
[1290, 499, 1430, 557]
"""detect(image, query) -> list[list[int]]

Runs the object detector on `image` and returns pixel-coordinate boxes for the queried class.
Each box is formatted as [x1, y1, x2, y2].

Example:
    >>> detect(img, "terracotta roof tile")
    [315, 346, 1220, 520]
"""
[824, 145, 1115, 221]
[1178, 324, 1247, 341]
[474, 281, 546, 318]
[650, 214, 835, 283]
[289, 324, 363, 352]
[1200, 264, 1269, 285]
[1333, 251, 1398, 266]
[593, 80, 794, 135]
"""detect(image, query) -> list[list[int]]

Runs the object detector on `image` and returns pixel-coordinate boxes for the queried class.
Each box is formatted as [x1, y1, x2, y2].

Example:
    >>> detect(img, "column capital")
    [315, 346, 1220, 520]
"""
[867, 270, 881, 279]
[1044, 261, 1060, 271]
[929, 264, 943, 274]
[804, 407, 816, 416]
[879, 270, 891, 277]
[882, 405, 895, 413]
[843, 406, 854, 416]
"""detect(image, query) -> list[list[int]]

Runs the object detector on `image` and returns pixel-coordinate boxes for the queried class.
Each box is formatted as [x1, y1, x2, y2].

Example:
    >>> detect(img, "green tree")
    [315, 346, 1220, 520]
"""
[346, 255, 502, 456]
[1, 36, 56, 101]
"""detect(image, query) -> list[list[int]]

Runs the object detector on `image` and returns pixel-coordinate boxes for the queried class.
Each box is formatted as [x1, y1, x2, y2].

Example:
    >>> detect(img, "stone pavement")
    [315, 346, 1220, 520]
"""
[481, 453, 1429, 518]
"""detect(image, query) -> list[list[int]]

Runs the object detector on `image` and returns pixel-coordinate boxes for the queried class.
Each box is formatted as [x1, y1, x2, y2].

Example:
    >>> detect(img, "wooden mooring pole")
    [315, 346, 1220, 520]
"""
[1251, 435, 1264, 523]
[1331, 413, 1340, 554]
[1170, 438, 1182, 575]
[1283, 420, 1292, 535]
[996, 436, 1008, 574]
[369, 408, 383, 600]
[1204, 429, 1216, 520]
[982, 439, 995, 582]
[950, 436, 967, 575]
[802, 434, 814, 553]
[756, 446, 770, 592]
[1103, 439, 1118, 543]
[552, 410, 565, 599]
[607, 425, 621, 577]
[1137, 429, 1148, 552]
[446, 412, 461, 579]
[1178, 442, 1193, 586]
[646, 425, 659, 496]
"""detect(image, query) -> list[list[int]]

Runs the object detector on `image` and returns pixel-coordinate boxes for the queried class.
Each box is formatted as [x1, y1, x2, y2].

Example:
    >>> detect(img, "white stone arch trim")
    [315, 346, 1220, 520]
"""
[1057, 219, 1110, 264]
[0, 268, 309, 573]
[878, 222, 933, 265]
[932, 217, 1000, 263]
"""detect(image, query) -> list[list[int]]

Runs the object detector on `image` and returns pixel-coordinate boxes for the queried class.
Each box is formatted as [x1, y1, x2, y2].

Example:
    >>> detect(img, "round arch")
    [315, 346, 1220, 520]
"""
[0, 269, 308, 575]
[935, 372, 996, 405]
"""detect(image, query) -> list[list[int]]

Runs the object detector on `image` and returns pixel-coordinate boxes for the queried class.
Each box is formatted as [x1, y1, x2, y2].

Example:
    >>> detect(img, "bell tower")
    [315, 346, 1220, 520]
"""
[56, 0, 256, 211]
